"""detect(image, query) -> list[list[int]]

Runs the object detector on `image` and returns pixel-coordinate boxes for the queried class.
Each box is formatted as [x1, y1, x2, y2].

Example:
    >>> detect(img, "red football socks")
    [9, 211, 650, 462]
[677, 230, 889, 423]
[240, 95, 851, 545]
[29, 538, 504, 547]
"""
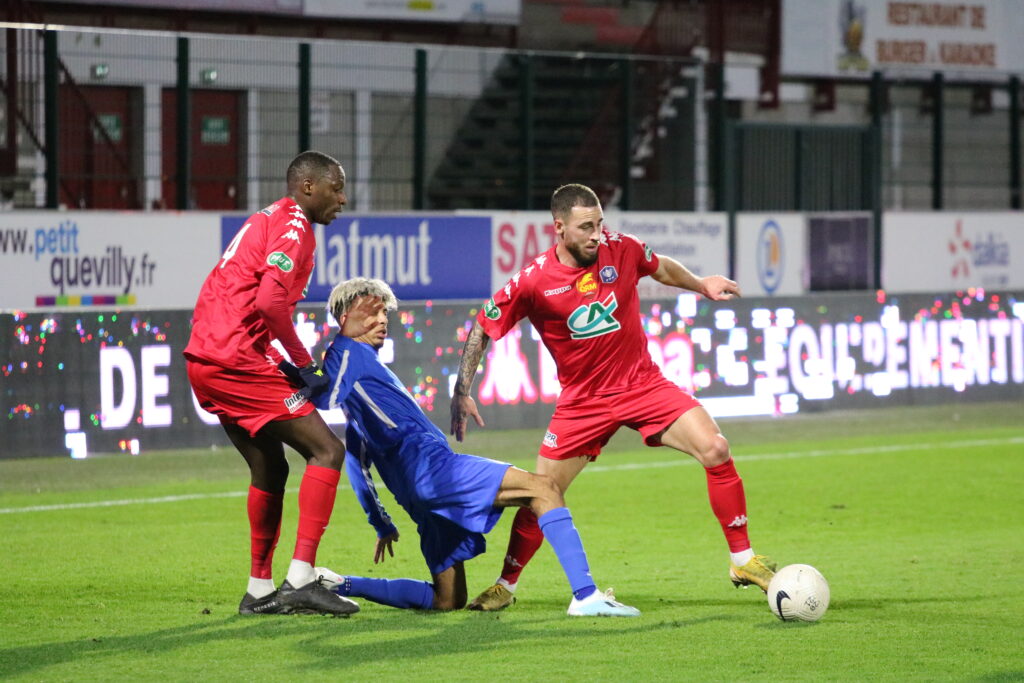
[293, 465, 341, 564]
[247, 486, 283, 580]
[498, 507, 546, 584]
[705, 458, 751, 552]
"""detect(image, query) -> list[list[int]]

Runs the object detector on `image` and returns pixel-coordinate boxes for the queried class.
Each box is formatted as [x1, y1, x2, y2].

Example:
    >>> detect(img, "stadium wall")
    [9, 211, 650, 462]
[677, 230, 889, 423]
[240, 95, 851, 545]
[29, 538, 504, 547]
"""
[2, 291, 1022, 459]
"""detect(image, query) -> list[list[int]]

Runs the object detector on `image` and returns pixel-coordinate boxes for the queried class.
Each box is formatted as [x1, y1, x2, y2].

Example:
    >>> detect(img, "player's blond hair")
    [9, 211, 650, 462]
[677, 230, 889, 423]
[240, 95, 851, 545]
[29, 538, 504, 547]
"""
[327, 277, 399, 324]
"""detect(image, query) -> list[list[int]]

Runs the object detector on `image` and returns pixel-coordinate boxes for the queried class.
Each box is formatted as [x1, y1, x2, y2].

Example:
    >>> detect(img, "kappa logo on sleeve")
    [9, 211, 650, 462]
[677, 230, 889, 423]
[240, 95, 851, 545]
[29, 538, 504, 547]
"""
[267, 251, 294, 272]
[283, 229, 301, 242]
[483, 298, 501, 320]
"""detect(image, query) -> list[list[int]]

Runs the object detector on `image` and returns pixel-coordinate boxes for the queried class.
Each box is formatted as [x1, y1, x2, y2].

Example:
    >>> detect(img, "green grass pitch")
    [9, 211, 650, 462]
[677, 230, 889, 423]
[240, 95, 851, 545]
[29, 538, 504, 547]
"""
[1, 401, 1022, 681]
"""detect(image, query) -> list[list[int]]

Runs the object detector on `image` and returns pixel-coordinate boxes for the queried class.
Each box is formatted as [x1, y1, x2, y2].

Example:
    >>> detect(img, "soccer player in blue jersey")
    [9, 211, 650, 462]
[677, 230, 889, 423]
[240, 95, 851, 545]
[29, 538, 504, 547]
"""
[306, 277, 638, 616]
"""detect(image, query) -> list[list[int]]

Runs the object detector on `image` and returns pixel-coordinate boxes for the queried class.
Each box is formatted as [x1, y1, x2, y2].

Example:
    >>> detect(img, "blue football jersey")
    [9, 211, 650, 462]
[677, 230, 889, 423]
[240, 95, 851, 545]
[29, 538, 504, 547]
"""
[315, 333, 447, 451]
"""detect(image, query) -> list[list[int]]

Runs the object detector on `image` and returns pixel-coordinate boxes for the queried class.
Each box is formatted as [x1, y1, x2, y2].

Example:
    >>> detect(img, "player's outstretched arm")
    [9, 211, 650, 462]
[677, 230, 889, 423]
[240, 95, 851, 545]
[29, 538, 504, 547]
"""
[651, 254, 741, 301]
[450, 320, 490, 441]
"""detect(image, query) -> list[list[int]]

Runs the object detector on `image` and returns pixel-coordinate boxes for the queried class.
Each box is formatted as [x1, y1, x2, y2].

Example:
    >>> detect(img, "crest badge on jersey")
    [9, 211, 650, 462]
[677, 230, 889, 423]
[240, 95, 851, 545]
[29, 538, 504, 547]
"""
[600, 265, 618, 283]
[483, 298, 501, 320]
[576, 272, 598, 296]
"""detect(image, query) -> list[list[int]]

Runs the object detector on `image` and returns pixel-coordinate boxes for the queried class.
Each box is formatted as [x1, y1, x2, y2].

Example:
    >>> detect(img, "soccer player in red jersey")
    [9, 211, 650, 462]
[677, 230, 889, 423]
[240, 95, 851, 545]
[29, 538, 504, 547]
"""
[184, 150, 358, 617]
[450, 183, 776, 611]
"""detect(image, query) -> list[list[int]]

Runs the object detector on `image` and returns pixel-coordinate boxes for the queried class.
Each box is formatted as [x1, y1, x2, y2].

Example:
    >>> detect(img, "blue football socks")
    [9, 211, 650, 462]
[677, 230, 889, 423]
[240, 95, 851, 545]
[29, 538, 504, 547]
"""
[538, 507, 597, 601]
[334, 575, 435, 610]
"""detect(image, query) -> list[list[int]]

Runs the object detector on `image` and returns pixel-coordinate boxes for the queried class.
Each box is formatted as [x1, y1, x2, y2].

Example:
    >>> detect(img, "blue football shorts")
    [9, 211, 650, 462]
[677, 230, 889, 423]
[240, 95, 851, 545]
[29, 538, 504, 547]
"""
[392, 438, 511, 576]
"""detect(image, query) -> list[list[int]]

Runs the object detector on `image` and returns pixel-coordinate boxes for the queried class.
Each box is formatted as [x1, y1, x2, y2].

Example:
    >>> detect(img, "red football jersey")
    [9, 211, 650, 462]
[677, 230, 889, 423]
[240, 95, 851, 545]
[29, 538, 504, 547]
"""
[184, 197, 315, 371]
[477, 229, 660, 402]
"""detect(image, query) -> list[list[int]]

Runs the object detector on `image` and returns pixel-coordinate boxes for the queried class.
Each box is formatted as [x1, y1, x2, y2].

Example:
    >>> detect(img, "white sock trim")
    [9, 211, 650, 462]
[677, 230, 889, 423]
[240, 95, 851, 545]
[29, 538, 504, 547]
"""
[286, 560, 315, 588]
[247, 577, 276, 599]
[730, 548, 755, 566]
[496, 578, 518, 593]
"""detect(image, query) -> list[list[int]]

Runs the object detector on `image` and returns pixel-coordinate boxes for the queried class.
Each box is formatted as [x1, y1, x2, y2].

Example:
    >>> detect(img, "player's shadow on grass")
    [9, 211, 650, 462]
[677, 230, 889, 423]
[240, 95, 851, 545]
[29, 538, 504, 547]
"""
[0, 600, 726, 677]
[281, 605, 736, 673]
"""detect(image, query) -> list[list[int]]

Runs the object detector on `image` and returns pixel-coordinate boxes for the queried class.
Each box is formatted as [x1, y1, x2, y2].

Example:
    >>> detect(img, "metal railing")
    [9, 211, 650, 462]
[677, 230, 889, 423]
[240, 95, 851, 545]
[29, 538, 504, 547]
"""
[1, 22, 1022, 214]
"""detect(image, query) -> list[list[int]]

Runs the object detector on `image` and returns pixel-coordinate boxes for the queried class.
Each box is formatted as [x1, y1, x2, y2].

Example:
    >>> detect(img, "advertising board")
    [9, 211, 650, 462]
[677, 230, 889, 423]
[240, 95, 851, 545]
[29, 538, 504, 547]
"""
[3, 291, 1021, 459]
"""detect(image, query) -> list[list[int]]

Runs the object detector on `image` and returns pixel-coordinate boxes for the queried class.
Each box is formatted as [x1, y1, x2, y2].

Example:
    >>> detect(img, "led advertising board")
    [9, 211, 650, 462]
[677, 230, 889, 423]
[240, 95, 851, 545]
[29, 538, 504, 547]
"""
[3, 290, 1021, 459]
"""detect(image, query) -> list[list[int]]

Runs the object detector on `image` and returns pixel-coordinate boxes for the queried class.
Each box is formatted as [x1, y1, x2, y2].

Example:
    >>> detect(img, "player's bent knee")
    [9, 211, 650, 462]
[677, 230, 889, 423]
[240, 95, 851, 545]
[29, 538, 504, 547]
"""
[432, 593, 465, 611]
[702, 435, 731, 467]
[528, 473, 564, 511]
[310, 435, 346, 470]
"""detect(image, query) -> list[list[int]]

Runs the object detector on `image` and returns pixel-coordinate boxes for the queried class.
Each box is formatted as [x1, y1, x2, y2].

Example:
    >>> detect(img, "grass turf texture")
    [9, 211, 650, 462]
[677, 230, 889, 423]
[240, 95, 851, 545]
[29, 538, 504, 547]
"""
[1, 401, 1021, 681]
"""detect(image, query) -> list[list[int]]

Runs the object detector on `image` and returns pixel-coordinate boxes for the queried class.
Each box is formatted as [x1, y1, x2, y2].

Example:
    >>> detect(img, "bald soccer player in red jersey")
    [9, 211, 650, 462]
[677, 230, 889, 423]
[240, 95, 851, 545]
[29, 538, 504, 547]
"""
[185, 150, 357, 617]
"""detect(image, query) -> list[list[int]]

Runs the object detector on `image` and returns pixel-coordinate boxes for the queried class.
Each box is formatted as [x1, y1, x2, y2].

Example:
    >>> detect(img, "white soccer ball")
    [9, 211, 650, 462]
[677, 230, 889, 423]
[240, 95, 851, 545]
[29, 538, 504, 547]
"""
[767, 564, 830, 622]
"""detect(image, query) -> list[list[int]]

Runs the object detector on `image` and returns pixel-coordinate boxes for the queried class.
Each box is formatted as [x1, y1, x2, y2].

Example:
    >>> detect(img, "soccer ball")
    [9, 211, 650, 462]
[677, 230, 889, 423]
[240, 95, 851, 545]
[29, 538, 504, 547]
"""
[767, 564, 830, 622]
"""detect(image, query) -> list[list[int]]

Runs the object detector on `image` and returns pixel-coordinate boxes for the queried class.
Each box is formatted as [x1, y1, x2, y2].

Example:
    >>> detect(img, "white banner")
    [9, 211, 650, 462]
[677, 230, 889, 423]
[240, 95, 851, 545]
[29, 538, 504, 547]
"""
[735, 213, 807, 296]
[36, 0, 522, 24]
[488, 211, 729, 298]
[782, 0, 1024, 79]
[0, 212, 222, 309]
[882, 212, 1024, 292]
[304, 0, 521, 24]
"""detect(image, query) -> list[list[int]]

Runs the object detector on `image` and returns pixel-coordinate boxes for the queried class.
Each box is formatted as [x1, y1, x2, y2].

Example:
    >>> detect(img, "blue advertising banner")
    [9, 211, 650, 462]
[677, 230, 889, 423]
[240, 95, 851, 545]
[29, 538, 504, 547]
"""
[221, 214, 492, 301]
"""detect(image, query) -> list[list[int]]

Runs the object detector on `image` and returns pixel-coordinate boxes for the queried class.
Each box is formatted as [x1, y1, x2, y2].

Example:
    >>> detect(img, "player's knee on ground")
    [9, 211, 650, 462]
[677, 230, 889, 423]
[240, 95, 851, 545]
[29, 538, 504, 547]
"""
[431, 586, 466, 611]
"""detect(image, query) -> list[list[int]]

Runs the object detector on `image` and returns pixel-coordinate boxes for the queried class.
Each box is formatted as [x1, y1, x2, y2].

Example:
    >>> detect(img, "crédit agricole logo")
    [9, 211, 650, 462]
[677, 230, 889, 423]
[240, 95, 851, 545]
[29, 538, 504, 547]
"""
[567, 292, 621, 340]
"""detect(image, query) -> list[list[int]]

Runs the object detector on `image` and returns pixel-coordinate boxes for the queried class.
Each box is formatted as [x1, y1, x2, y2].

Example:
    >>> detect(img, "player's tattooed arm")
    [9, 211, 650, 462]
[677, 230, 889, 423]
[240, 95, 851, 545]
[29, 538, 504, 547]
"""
[450, 320, 490, 440]
[455, 321, 490, 396]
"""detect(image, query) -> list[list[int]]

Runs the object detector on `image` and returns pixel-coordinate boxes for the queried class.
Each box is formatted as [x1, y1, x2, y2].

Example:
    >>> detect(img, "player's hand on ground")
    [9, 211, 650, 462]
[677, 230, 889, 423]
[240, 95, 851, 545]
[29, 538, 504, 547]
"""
[450, 394, 485, 442]
[374, 530, 399, 564]
[298, 361, 330, 398]
[700, 275, 742, 301]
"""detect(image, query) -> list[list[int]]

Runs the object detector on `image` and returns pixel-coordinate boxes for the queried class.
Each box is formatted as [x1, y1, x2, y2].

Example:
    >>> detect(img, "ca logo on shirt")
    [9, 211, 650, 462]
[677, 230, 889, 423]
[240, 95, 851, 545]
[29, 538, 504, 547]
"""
[567, 292, 621, 340]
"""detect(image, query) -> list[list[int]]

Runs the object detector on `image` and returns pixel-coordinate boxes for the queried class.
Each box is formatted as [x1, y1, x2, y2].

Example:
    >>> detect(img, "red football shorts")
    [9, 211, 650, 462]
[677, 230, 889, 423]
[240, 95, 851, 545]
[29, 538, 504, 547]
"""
[186, 359, 315, 437]
[539, 373, 701, 461]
